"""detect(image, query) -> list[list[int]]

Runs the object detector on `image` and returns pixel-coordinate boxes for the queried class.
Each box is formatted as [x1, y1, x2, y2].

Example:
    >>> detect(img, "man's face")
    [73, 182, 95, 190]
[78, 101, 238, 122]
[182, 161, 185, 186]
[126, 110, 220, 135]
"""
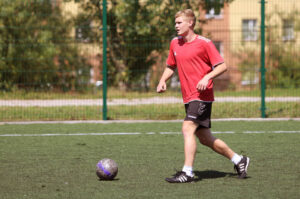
[175, 16, 192, 36]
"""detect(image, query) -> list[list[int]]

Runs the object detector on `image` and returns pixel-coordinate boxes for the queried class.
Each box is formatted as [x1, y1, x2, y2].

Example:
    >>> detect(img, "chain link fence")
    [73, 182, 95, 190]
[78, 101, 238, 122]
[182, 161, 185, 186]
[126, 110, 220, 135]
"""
[0, 0, 299, 121]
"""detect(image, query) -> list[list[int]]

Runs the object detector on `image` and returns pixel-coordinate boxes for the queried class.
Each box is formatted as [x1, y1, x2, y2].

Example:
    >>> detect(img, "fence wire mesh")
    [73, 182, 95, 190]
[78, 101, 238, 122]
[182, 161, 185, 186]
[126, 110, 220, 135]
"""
[0, 0, 299, 121]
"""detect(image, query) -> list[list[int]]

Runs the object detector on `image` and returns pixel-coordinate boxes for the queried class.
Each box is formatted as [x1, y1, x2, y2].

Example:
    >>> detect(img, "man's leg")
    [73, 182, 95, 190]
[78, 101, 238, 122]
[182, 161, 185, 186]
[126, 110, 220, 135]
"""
[165, 120, 198, 183]
[182, 120, 199, 167]
[195, 127, 234, 159]
[195, 127, 250, 178]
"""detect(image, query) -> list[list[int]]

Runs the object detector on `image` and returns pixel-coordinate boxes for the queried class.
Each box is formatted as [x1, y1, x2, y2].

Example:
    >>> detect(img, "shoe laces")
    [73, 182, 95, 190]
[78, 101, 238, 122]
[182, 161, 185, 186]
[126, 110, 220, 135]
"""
[234, 165, 239, 173]
[173, 170, 185, 177]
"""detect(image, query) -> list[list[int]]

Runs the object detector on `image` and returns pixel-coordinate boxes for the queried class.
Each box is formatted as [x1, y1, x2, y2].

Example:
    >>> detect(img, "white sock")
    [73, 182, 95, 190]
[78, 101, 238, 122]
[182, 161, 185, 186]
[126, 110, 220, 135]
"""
[231, 153, 242, 165]
[182, 165, 194, 177]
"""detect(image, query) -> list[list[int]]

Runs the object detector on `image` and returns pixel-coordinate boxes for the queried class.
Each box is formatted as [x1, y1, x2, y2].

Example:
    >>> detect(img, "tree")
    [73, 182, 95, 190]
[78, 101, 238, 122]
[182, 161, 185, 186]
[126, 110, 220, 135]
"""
[72, 0, 232, 91]
[265, 8, 300, 88]
[0, 0, 90, 91]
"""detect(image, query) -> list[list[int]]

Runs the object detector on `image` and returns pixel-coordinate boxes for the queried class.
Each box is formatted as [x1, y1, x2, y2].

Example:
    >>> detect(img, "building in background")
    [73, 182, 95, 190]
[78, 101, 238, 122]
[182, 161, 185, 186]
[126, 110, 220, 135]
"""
[200, 0, 300, 90]
[198, 2, 231, 90]
[57, 0, 300, 91]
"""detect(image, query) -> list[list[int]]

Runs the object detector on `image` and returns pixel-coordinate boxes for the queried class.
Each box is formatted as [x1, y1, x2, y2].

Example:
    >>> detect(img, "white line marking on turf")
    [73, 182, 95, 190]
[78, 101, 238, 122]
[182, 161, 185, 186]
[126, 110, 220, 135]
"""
[146, 132, 156, 135]
[273, 131, 300, 133]
[1, 131, 300, 137]
[160, 132, 181, 135]
[244, 131, 266, 134]
[213, 131, 235, 134]
[0, 132, 141, 137]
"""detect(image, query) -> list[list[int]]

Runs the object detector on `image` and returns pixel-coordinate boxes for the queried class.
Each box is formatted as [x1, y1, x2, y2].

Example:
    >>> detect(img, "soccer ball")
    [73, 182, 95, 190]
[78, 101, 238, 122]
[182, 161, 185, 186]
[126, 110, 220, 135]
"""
[96, 158, 118, 180]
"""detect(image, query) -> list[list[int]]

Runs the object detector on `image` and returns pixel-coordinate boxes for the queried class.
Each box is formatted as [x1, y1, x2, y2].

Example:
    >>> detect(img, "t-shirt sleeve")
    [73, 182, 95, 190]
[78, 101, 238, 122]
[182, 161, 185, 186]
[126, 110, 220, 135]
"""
[166, 41, 177, 68]
[205, 41, 224, 67]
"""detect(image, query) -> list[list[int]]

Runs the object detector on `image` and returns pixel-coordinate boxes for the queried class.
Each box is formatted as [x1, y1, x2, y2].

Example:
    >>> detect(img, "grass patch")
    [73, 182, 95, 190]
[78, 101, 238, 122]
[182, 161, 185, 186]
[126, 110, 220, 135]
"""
[0, 102, 299, 121]
[0, 121, 299, 199]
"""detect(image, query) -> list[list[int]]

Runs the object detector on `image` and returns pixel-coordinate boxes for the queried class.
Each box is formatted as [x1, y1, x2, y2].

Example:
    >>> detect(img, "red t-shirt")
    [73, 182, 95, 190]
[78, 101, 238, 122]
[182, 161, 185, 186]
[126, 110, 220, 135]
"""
[166, 35, 224, 103]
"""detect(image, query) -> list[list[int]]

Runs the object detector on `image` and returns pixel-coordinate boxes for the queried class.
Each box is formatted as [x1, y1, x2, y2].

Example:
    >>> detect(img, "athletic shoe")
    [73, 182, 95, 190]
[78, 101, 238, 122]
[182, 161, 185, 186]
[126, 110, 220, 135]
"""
[165, 171, 194, 183]
[234, 156, 250, 179]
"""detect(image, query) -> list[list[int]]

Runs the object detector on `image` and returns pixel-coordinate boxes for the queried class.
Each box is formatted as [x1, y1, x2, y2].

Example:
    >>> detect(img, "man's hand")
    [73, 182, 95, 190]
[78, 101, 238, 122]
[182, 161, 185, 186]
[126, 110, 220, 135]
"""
[157, 81, 167, 93]
[196, 76, 210, 91]
[156, 66, 175, 93]
[196, 63, 227, 92]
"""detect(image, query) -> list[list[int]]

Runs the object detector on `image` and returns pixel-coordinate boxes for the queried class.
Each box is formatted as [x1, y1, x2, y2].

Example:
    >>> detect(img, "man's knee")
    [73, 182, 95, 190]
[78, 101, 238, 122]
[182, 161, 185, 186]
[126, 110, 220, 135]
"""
[182, 121, 198, 136]
[196, 128, 216, 147]
[199, 136, 213, 146]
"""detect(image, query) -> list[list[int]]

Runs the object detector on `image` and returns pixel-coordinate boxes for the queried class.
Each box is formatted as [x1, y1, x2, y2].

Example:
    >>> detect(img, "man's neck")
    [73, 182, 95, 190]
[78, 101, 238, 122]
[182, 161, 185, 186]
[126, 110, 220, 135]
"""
[182, 32, 197, 43]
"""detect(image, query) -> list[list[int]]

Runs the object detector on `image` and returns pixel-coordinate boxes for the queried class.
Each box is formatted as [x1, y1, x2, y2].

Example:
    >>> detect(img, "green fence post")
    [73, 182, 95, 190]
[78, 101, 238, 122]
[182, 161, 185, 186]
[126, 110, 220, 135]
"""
[102, 0, 108, 120]
[260, 0, 266, 118]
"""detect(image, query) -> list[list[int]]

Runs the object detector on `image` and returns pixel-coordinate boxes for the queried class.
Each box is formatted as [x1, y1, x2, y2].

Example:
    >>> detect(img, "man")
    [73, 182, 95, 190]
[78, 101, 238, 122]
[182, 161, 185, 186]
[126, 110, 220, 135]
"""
[156, 9, 250, 183]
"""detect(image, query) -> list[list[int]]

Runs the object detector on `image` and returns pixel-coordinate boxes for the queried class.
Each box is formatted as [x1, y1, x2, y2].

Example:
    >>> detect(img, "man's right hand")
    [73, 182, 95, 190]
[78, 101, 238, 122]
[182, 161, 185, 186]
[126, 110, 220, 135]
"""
[156, 81, 167, 93]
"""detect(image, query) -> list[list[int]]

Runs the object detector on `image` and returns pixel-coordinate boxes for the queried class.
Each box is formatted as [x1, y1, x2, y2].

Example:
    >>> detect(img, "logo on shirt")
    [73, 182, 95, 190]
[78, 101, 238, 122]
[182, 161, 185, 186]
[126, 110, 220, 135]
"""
[174, 51, 177, 56]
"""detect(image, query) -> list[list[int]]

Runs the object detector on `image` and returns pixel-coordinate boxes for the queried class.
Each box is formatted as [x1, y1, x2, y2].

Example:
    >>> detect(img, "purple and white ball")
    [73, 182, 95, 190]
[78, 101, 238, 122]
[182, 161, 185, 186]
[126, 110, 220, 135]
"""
[96, 158, 118, 180]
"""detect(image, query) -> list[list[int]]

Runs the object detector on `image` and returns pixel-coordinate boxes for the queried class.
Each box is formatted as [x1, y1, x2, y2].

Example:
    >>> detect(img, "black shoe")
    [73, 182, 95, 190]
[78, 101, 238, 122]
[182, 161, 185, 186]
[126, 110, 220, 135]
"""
[234, 156, 250, 179]
[165, 171, 194, 183]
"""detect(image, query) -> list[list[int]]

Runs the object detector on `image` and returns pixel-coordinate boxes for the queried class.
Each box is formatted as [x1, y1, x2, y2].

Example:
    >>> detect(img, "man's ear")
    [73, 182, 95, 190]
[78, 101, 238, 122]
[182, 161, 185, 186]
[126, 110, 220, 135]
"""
[188, 19, 194, 28]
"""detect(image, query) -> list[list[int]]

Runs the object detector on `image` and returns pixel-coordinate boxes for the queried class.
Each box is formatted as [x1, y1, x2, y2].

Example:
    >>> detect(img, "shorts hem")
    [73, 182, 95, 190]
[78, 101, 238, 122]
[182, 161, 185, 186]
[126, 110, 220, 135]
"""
[183, 118, 211, 129]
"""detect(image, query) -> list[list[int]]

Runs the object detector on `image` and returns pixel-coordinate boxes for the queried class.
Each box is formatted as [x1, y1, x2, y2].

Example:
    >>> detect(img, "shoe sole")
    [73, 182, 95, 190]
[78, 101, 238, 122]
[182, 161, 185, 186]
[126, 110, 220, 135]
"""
[165, 180, 194, 183]
[245, 157, 250, 172]
[165, 178, 194, 183]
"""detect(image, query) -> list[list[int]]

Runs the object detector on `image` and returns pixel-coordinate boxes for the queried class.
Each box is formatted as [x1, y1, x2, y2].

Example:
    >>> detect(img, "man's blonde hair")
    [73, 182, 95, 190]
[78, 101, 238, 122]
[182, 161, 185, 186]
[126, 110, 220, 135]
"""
[175, 9, 196, 28]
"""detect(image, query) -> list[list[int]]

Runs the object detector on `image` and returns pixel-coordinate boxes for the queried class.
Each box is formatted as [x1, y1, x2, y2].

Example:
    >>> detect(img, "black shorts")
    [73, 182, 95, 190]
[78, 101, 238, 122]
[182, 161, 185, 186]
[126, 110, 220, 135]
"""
[184, 101, 212, 129]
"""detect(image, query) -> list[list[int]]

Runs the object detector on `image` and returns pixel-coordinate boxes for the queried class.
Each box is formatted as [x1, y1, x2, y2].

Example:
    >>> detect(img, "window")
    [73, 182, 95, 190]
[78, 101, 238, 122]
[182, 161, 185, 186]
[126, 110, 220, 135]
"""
[282, 19, 294, 41]
[205, 0, 223, 19]
[241, 70, 259, 86]
[213, 41, 224, 57]
[205, 8, 223, 19]
[242, 19, 257, 41]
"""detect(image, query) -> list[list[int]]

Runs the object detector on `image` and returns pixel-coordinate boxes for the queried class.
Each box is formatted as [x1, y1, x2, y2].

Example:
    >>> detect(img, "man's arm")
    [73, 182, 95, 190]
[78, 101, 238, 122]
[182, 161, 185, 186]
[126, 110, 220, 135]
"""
[196, 62, 227, 91]
[156, 66, 176, 93]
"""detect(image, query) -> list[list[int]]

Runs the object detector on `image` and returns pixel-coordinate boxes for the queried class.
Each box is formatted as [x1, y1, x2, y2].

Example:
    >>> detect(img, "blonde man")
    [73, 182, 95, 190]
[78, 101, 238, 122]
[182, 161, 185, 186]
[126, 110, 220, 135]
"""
[157, 9, 250, 183]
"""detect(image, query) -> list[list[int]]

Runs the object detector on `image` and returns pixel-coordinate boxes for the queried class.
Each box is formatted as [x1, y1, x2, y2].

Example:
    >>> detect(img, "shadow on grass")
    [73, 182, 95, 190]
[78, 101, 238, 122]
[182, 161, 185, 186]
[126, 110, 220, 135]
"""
[193, 170, 237, 182]
[98, 178, 120, 182]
